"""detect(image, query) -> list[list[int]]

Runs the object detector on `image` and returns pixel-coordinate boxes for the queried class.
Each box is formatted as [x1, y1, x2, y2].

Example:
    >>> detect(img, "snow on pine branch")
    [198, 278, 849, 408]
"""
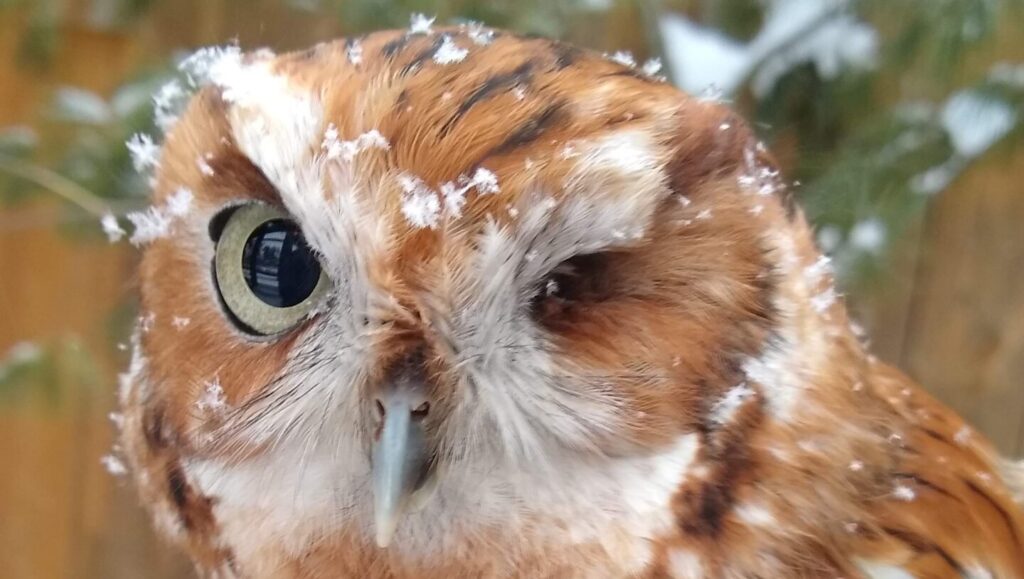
[911, 84, 1018, 195]
[659, 0, 878, 98]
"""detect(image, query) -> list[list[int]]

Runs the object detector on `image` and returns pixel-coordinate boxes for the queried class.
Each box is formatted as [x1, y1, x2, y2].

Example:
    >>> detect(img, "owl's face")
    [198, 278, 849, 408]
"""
[122, 26, 798, 570]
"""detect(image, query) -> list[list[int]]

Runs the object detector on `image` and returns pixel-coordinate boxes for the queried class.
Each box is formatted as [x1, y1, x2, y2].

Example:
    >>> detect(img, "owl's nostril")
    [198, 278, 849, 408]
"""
[374, 399, 428, 421]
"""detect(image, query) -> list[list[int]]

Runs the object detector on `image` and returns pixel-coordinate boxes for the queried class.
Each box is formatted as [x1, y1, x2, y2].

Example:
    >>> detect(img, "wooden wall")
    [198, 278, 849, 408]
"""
[0, 2, 1021, 577]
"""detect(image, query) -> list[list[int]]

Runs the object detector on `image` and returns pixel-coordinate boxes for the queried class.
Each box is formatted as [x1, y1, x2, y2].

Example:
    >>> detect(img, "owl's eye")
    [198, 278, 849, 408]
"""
[213, 203, 329, 336]
[530, 252, 615, 321]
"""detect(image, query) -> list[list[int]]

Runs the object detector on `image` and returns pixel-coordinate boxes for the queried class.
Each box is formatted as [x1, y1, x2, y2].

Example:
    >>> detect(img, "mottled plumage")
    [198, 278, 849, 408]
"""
[114, 23, 1024, 578]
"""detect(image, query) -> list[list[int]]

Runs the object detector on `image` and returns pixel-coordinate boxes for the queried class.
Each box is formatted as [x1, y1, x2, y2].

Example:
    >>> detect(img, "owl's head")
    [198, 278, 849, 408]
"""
[120, 23, 866, 573]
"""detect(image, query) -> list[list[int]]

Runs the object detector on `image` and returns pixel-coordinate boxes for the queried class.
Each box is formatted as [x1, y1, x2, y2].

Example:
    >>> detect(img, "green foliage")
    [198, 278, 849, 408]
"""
[690, 0, 1024, 283]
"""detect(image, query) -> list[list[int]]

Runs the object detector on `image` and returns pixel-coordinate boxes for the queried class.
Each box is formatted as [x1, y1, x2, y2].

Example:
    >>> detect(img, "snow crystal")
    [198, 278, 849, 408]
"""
[321, 124, 390, 162]
[464, 21, 495, 46]
[678, 195, 692, 207]
[892, 484, 916, 502]
[709, 383, 755, 426]
[126, 207, 172, 246]
[101, 454, 127, 476]
[196, 156, 215, 177]
[696, 208, 713, 221]
[848, 460, 864, 472]
[178, 45, 244, 88]
[165, 187, 193, 216]
[101, 214, 125, 243]
[641, 58, 663, 77]
[849, 218, 886, 253]
[347, 39, 363, 65]
[409, 13, 435, 35]
[469, 167, 499, 194]
[399, 174, 441, 229]
[126, 188, 192, 246]
[609, 51, 636, 68]
[804, 255, 832, 284]
[941, 90, 1016, 158]
[434, 35, 468, 64]
[196, 378, 227, 414]
[153, 79, 187, 131]
[126, 133, 160, 172]
[108, 412, 124, 429]
[440, 181, 467, 218]
[172, 316, 191, 329]
[434, 166, 500, 219]
[954, 425, 972, 446]
[810, 286, 837, 314]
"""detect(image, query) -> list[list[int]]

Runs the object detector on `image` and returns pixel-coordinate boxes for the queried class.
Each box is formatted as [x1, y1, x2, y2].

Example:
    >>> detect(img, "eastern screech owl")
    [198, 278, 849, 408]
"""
[111, 20, 1024, 579]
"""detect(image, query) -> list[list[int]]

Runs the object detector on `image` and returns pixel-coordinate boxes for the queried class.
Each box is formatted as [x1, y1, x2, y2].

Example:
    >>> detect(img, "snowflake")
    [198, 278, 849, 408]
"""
[810, 286, 837, 314]
[464, 21, 495, 45]
[101, 454, 127, 476]
[172, 316, 191, 329]
[126, 133, 160, 172]
[954, 425, 972, 446]
[409, 13, 435, 35]
[347, 39, 363, 65]
[609, 51, 636, 67]
[399, 174, 441, 229]
[440, 181, 468, 218]
[641, 58, 663, 77]
[322, 124, 390, 162]
[434, 35, 468, 64]
[153, 79, 187, 131]
[196, 378, 227, 414]
[101, 214, 125, 243]
[468, 167, 499, 194]
[126, 207, 172, 246]
[165, 187, 193, 216]
[892, 484, 916, 502]
[196, 156, 215, 177]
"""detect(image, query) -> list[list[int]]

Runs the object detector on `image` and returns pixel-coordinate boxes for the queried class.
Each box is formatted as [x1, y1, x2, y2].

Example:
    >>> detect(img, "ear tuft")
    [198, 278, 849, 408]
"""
[666, 103, 797, 218]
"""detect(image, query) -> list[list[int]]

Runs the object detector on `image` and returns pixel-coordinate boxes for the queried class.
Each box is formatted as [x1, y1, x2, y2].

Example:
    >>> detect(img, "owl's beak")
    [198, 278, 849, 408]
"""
[371, 382, 433, 548]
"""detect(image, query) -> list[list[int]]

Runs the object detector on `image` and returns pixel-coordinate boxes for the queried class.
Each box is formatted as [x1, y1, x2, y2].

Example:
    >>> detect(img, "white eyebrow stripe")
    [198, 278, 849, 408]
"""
[499, 129, 671, 286]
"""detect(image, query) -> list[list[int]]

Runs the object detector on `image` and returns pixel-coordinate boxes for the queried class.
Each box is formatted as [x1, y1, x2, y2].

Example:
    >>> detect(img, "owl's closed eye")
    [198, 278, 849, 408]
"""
[113, 21, 1024, 579]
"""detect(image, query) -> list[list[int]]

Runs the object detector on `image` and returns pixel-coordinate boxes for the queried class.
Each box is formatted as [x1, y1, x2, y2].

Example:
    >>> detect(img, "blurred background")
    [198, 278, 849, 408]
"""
[1, 0, 1022, 576]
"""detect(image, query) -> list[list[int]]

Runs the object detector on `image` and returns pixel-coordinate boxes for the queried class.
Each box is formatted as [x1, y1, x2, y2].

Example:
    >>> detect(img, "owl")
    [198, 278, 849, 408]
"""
[112, 20, 1024, 579]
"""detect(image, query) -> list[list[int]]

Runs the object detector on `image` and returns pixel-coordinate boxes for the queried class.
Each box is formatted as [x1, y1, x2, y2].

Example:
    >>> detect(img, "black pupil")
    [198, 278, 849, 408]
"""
[241, 219, 320, 308]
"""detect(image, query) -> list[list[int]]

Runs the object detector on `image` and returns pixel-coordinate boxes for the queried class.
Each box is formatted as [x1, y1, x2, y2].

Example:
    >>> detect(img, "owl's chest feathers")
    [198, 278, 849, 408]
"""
[186, 433, 702, 577]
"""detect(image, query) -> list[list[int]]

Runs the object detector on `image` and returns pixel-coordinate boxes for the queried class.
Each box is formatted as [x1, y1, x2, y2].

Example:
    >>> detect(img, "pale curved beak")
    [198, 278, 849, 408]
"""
[371, 385, 433, 548]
